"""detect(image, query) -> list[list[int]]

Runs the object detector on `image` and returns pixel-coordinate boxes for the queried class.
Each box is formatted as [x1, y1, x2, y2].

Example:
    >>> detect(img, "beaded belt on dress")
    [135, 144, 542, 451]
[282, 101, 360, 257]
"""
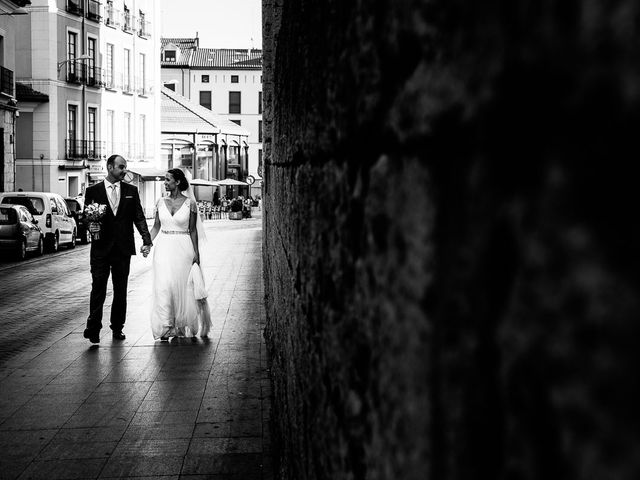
[161, 230, 190, 235]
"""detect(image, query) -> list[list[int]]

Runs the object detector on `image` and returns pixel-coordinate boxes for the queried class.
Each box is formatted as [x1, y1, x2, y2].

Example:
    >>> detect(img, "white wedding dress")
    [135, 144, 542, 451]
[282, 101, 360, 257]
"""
[150, 197, 212, 339]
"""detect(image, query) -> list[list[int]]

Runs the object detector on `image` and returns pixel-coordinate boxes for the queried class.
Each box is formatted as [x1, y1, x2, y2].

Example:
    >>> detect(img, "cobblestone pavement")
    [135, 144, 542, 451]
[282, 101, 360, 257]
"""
[0, 211, 272, 479]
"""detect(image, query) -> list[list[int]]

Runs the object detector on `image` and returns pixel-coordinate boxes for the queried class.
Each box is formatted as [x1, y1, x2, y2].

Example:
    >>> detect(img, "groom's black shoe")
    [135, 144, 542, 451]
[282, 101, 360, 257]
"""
[83, 329, 100, 343]
[112, 331, 126, 340]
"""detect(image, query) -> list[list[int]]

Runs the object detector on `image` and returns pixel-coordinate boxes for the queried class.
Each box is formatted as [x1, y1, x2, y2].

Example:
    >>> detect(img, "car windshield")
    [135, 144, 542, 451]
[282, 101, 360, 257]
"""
[0, 207, 17, 225]
[1, 197, 44, 215]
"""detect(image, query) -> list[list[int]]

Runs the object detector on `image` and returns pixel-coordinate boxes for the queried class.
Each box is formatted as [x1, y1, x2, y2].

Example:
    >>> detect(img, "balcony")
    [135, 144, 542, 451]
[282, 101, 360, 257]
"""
[138, 18, 151, 39]
[66, 0, 83, 16]
[104, 5, 119, 27]
[86, 0, 101, 22]
[66, 139, 106, 161]
[122, 11, 133, 33]
[0, 66, 14, 97]
[64, 64, 105, 88]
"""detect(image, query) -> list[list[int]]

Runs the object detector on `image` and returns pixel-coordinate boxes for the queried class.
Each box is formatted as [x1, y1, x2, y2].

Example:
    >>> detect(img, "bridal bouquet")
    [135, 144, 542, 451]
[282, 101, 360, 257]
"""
[84, 202, 107, 240]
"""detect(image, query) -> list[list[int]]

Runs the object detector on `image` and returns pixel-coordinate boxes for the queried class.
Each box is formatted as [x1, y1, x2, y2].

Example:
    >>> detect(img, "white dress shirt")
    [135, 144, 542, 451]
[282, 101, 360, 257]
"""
[104, 179, 121, 214]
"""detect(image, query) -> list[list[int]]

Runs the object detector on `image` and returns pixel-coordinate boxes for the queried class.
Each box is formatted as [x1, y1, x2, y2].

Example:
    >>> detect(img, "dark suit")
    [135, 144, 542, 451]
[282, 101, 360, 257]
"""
[84, 181, 151, 334]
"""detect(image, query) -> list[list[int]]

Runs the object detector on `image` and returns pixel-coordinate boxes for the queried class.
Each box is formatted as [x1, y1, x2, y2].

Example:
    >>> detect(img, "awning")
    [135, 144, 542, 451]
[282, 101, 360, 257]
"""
[190, 178, 219, 186]
[128, 167, 167, 180]
[58, 163, 86, 170]
[217, 178, 249, 186]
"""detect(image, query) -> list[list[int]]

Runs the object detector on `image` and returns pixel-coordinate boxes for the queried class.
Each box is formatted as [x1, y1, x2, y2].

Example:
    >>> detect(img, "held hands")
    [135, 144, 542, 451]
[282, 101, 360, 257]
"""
[140, 244, 151, 257]
[193, 253, 200, 265]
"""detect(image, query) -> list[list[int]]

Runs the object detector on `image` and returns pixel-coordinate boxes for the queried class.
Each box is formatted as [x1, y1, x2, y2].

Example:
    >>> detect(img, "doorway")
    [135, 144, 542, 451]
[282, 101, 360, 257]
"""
[68, 176, 79, 197]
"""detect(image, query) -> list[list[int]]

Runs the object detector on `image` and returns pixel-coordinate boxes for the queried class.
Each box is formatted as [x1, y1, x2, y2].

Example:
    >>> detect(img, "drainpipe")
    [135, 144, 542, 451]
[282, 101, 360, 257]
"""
[192, 132, 197, 178]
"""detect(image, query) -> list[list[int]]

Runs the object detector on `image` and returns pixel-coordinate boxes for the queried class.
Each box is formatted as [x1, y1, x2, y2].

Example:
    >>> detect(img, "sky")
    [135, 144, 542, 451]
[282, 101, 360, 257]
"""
[160, 0, 262, 50]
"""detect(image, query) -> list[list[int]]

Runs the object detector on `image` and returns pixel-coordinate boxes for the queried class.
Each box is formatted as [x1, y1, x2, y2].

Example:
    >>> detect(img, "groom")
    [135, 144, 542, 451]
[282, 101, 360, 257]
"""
[83, 154, 152, 343]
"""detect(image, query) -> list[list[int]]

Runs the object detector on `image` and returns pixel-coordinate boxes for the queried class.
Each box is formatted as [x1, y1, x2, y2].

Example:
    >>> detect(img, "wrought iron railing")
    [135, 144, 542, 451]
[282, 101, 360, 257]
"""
[0, 66, 14, 97]
[138, 19, 151, 38]
[66, 139, 107, 160]
[122, 11, 133, 32]
[86, 0, 101, 22]
[66, 0, 83, 16]
[64, 64, 105, 88]
[104, 5, 119, 27]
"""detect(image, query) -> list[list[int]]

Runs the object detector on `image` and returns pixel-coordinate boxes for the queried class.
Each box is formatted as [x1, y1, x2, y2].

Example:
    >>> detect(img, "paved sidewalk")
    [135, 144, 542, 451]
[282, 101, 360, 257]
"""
[0, 213, 271, 479]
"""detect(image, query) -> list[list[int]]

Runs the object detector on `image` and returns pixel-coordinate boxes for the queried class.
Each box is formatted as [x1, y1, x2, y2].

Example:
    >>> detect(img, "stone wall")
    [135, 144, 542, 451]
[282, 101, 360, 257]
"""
[262, 1, 640, 479]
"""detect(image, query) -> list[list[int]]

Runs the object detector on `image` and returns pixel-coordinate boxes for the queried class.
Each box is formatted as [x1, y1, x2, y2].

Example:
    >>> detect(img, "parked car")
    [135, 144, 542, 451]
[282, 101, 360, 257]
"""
[0, 204, 44, 260]
[64, 197, 91, 244]
[0, 191, 77, 252]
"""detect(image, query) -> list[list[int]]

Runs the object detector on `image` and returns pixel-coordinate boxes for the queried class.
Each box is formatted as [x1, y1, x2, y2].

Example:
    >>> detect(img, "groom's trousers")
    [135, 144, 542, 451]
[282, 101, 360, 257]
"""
[86, 247, 132, 333]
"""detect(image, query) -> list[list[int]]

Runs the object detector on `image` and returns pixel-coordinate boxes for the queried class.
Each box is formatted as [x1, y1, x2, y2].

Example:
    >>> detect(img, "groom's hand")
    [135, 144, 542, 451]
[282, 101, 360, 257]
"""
[141, 245, 151, 257]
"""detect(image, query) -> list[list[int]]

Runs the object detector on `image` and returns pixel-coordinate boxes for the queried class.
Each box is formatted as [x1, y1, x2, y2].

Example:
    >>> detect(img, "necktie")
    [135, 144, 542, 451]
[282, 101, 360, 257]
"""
[110, 185, 118, 214]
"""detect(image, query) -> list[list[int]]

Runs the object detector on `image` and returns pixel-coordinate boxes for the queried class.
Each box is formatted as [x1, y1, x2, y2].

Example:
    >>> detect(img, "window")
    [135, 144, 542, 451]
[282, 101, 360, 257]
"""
[164, 49, 176, 62]
[139, 115, 146, 159]
[123, 112, 131, 157]
[201, 75, 209, 83]
[67, 0, 82, 15]
[105, 43, 114, 87]
[107, 110, 114, 153]
[68, 105, 78, 155]
[87, 38, 97, 85]
[228, 145, 239, 164]
[229, 91, 241, 114]
[138, 53, 146, 94]
[87, 107, 97, 156]
[259, 120, 263, 143]
[165, 83, 175, 91]
[123, 4, 132, 32]
[180, 146, 193, 168]
[161, 145, 173, 169]
[138, 10, 147, 37]
[67, 31, 78, 76]
[231, 75, 239, 83]
[199, 91, 212, 110]
[87, 0, 100, 21]
[231, 119, 241, 126]
[105, 0, 115, 26]
[123, 48, 131, 92]
[258, 91, 262, 114]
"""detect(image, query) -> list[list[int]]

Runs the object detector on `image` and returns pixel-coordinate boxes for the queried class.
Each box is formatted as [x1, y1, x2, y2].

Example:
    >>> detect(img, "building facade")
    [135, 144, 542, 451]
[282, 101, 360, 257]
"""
[160, 37, 263, 198]
[0, 0, 29, 192]
[12, 0, 161, 212]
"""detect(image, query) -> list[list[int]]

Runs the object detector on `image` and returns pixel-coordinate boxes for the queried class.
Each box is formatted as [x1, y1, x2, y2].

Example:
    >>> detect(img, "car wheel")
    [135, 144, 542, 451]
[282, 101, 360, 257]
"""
[51, 233, 60, 253]
[17, 240, 27, 261]
[36, 236, 44, 256]
[69, 230, 76, 249]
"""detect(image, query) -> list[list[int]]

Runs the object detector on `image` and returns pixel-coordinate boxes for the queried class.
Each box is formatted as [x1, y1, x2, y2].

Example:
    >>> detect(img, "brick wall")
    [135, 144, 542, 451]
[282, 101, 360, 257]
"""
[262, 1, 640, 479]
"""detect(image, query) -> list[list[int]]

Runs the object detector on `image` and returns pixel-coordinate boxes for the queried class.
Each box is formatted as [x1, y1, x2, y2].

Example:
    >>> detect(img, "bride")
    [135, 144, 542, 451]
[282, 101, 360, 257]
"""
[148, 168, 212, 340]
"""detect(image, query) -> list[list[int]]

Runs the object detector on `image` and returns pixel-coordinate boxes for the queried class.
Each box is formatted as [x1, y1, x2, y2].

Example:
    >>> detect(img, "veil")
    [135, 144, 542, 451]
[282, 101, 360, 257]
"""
[184, 184, 207, 256]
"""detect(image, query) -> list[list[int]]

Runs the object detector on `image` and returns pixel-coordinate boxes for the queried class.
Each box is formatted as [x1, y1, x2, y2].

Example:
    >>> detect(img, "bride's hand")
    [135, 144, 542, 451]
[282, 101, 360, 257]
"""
[193, 254, 200, 265]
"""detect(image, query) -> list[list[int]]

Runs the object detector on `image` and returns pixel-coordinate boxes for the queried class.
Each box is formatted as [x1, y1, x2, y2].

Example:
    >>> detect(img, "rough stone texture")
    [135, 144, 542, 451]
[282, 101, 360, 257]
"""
[262, 1, 640, 479]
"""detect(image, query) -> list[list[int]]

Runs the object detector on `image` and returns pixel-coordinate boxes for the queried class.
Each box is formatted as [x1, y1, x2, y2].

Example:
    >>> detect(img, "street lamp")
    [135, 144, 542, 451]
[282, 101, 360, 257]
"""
[57, 54, 92, 75]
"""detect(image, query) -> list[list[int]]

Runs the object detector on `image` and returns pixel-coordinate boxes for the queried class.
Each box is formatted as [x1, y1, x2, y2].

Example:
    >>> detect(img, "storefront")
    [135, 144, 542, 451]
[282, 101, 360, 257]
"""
[160, 87, 250, 202]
